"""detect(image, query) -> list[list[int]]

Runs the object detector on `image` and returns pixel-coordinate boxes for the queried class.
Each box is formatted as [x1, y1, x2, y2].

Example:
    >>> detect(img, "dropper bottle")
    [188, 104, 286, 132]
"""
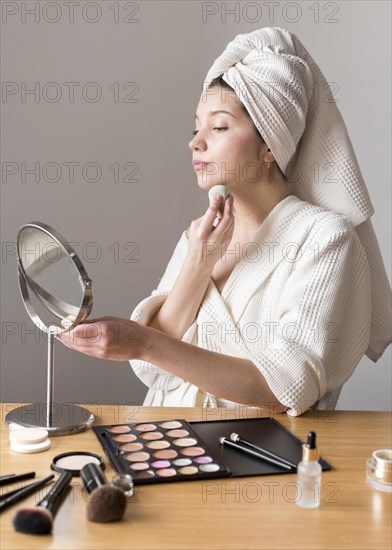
[296, 431, 322, 508]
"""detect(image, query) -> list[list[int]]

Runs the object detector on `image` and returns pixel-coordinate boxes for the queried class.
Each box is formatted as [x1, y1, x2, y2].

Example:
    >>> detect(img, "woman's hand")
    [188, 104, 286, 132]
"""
[187, 193, 234, 269]
[56, 316, 145, 361]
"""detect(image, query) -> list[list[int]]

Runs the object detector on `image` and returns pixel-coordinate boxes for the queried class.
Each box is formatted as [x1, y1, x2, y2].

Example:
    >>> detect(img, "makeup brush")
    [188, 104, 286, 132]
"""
[0, 472, 36, 486]
[219, 437, 295, 471]
[230, 433, 297, 469]
[0, 475, 54, 513]
[81, 463, 126, 523]
[13, 471, 72, 534]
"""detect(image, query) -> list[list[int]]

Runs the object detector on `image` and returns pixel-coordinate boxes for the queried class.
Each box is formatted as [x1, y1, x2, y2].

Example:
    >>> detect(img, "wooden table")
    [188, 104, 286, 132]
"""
[0, 404, 391, 549]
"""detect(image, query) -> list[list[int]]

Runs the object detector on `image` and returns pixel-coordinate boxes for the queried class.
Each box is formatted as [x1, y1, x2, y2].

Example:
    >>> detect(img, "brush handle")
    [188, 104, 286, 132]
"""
[0, 472, 36, 487]
[38, 471, 72, 513]
[0, 475, 54, 512]
[233, 435, 297, 469]
[81, 463, 108, 494]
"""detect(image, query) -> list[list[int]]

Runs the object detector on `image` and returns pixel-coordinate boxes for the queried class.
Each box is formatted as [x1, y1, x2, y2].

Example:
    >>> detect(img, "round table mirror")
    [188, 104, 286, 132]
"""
[6, 222, 95, 435]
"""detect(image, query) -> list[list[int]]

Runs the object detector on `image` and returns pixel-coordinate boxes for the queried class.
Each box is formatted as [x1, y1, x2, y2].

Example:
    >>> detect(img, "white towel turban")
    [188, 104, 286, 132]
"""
[203, 27, 391, 362]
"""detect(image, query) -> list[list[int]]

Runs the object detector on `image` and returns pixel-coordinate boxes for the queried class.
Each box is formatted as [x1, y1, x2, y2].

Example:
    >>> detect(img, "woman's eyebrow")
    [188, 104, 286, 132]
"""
[195, 110, 237, 120]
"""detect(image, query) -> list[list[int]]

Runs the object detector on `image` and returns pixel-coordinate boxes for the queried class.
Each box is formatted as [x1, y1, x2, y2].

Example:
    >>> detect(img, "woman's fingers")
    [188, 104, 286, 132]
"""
[58, 318, 104, 348]
[60, 315, 76, 329]
[56, 317, 143, 361]
[198, 194, 223, 232]
[212, 194, 234, 234]
[187, 193, 234, 265]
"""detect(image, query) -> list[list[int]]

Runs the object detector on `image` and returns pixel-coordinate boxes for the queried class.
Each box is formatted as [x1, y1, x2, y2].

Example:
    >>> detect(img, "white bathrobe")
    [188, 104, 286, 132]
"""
[129, 195, 371, 416]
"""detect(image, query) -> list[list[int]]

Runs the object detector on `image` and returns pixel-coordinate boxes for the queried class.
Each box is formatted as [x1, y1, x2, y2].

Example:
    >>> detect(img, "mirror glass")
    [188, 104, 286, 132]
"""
[17, 223, 92, 333]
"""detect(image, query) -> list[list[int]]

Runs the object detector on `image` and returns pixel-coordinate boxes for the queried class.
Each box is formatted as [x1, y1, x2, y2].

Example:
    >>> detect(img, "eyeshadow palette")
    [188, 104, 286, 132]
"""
[93, 419, 230, 484]
[93, 417, 332, 485]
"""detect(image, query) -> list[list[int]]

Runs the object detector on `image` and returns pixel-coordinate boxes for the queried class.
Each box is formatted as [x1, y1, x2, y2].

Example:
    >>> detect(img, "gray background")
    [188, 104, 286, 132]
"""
[1, 0, 391, 411]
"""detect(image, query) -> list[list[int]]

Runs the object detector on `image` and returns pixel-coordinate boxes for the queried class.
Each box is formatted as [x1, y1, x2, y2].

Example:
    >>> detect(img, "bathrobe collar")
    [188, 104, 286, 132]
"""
[199, 194, 322, 326]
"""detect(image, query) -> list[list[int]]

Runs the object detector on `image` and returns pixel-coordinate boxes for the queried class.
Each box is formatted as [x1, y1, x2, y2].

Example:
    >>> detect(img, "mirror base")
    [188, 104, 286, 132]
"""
[5, 404, 95, 436]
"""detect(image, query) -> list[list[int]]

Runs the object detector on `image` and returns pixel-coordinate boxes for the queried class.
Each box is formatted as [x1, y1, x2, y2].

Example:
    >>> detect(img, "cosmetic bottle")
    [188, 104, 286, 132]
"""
[296, 431, 322, 508]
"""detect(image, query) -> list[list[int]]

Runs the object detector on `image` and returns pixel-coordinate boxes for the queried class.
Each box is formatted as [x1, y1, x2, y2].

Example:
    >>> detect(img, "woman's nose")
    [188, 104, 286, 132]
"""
[189, 133, 207, 152]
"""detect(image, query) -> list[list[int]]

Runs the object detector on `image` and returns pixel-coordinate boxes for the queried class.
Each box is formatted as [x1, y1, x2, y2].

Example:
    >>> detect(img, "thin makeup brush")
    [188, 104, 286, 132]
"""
[0, 472, 36, 486]
[0, 475, 54, 513]
[230, 433, 297, 469]
[219, 437, 295, 471]
[13, 471, 72, 534]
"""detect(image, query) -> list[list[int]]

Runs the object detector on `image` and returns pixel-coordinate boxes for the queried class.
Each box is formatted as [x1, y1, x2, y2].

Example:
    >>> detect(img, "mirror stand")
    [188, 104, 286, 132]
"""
[6, 221, 96, 436]
[6, 332, 95, 435]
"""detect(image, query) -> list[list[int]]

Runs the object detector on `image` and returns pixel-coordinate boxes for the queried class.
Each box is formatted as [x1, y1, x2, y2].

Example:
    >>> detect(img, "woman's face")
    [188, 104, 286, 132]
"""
[189, 86, 266, 192]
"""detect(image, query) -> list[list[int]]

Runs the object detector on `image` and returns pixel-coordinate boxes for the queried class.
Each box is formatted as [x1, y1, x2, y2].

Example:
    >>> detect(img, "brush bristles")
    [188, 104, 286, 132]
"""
[13, 507, 53, 535]
[86, 486, 126, 523]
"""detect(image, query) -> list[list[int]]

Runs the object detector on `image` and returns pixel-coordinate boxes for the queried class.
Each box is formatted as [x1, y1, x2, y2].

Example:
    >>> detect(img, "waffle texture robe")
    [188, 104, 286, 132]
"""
[129, 195, 372, 416]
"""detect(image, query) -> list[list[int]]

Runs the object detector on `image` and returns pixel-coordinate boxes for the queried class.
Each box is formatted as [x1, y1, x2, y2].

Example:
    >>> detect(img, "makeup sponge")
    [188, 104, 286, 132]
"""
[9, 428, 48, 445]
[9, 428, 50, 454]
[208, 185, 230, 219]
[208, 184, 230, 205]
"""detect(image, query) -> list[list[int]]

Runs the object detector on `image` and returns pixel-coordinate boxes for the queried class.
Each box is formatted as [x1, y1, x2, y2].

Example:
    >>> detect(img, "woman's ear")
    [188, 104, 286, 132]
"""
[260, 146, 275, 165]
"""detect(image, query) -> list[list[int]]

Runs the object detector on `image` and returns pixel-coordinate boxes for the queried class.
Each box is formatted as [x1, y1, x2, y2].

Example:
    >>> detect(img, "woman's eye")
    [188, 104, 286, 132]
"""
[191, 127, 228, 136]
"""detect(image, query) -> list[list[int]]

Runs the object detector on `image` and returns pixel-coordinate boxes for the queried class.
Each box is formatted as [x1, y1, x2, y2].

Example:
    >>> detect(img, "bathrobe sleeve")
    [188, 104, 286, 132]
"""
[247, 214, 371, 416]
[129, 231, 192, 391]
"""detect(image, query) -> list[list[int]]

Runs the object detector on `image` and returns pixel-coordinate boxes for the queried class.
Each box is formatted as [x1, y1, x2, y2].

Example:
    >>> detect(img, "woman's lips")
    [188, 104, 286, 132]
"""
[192, 161, 210, 171]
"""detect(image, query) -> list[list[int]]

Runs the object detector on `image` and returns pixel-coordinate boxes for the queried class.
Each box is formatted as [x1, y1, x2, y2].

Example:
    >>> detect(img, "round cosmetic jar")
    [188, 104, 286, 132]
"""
[111, 474, 134, 498]
[366, 449, 392, 492]
[51, 451, 105, 476]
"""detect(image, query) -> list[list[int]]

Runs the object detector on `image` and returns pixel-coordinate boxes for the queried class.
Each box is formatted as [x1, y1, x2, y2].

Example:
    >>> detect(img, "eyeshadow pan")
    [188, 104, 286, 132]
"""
[124, 451, 150, 462]
[118, 442, 143, 452]
[156, 468, 177, 477]
[173, 458, 192, 467]
[165, 429, 189, 438]
[146, 440, 170, 450]
[107, 425, 131, 434]
[181, 446, 205, 457]
[132, 469, 155, 479]
[178, 466, 198, 475]
[140, 431, 164, 441]
[153, 449, 178, 460]
[112, 434, 137, 443]
[134, 423, 157, 432]
[199, 463, 220, 473]
[129, 462, 150, 471]
[151, 460, 171, 469]
[194, 456, 213, 464]
[172, 437, 197, 447]
[159, 421, 182, 430]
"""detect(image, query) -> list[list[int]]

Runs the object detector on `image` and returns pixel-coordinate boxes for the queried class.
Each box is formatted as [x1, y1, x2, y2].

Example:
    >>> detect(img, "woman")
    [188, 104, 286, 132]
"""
[58, 28, 391, 416]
